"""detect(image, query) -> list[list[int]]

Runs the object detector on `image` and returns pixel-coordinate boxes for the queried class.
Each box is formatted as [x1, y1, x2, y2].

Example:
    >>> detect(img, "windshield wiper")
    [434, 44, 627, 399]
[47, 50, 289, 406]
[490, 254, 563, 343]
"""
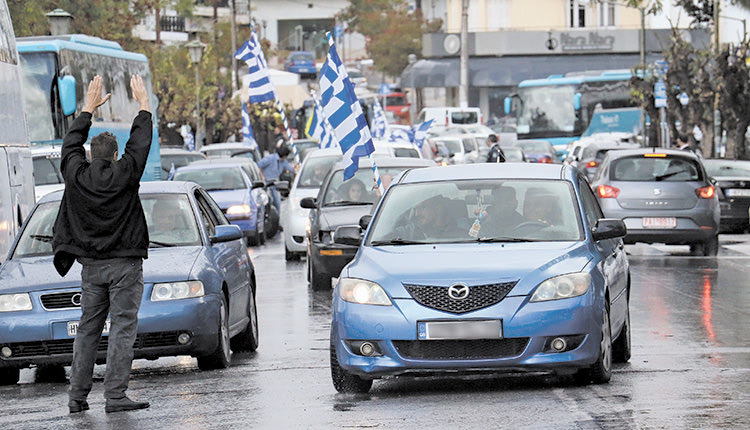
[149, 240, 177, 248]
[475, 236, 536, 243]
[370, 238, 428, 246]
[654, 171, 682, 181]
[325, 201, 373, 207]
[30, 234, 54, 243]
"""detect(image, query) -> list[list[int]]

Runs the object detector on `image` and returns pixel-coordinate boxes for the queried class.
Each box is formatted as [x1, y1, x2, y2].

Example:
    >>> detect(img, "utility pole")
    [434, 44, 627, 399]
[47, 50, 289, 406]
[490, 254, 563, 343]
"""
[459, 0, 469, 108]
[230, 0, 238, 92]
[714, 0, 722, 157]
[639, 6, 646, 67]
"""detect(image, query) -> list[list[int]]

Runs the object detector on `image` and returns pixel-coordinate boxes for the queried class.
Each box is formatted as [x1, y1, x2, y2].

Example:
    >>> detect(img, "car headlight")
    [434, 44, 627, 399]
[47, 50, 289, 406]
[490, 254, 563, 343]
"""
[530, 273, 591, 302]
[226, 204, 252, 215]
[339, 278, 392, 306]
[0, 293, 32, 312]
[151, 281, 205, 301]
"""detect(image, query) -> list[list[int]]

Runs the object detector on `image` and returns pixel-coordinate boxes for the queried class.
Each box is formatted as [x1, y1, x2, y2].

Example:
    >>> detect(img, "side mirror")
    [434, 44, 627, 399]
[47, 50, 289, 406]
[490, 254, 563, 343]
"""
[210, 224, 243, 244]
[300, 197, 317, 209]
[251, 181, 266, 189]
[274, 180, 290, 193]
[333, 225, 362, 246]
[359, 215, 372, 230]
[573, 92, 582, 111]
[59, 75, 77, 116]
[591, 219, 627, 241]
[504, 97, 512, 115]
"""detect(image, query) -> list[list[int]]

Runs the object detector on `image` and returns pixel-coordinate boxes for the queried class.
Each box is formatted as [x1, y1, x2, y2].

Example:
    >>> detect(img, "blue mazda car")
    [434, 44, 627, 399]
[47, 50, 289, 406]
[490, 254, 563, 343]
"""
[173, 164, 266, 245]
[329, 163, 630, 392]
[0, 182, 258, 385]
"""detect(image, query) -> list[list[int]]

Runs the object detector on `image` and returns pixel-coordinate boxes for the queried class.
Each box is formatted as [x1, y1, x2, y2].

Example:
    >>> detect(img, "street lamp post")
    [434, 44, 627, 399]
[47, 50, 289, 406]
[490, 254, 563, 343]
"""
[46, 9, 73, 36]
[186, 39, 207, 150]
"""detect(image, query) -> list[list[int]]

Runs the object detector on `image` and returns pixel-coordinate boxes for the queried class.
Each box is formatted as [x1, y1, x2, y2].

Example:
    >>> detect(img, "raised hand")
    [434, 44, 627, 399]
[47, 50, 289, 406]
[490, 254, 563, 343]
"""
[130, 75, 150, 112]
[82, 75, 111, 114]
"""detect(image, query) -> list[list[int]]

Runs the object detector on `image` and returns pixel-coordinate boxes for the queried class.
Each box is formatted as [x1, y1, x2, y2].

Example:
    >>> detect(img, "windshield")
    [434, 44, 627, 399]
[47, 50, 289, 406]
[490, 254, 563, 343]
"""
[322, 166, 418, 206]
[19, 52, 58, 142]
[297, 155, 340, 188]
[439, 139, 462, 154]
[385, 95, 407, 105]
[367, 180, 583, 245]
[611, 156, 703, 182]
[12, 202, 60, 258]
[173, 167, 247, 191]
[516, 85, 577, 137]
[33, 156, 63, 185]
[394, 148, 419, 158]
[161, 154, 205, 178]
[703, 160, 750, 177]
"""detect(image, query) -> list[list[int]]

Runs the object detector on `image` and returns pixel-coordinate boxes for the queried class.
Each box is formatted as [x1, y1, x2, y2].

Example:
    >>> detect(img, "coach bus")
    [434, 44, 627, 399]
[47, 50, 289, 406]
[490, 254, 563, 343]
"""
[16, 34, 161, 181]
[505, 69, 636, 158]
[0, 0, 34, 263]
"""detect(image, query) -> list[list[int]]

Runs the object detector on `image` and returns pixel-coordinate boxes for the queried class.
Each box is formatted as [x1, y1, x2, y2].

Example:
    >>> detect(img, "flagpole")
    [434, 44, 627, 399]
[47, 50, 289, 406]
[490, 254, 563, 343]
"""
[275, 98, 300, 164]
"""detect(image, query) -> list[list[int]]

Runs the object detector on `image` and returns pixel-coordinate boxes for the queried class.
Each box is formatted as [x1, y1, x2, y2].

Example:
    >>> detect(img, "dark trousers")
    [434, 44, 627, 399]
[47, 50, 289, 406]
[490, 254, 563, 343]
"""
[68, 257, 143, 401]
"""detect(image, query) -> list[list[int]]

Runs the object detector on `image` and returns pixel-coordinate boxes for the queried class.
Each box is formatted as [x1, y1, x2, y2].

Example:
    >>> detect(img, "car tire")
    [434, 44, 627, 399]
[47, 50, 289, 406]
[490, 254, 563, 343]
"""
[0, 368, 20, 385]
[330, 337, 372, 393]
[574, 306, 612, 385]
[230, 286, 259, 353]
[266, 206, 280, 239]
[612, 296, 631, 363]
[197, 295, 232, 371]
[309, 259, 332, 291]
[702, 235, 719, 256]
[285, 246, 300, 261]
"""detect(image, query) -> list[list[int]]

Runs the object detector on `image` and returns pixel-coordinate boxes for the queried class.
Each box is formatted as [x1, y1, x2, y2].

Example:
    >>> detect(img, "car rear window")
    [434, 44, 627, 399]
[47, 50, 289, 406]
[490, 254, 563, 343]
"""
[289, 52, 313, 61]
[174, 167, 246, 191]
[450, 111, 478, 124]
[393, 148, 419, 158]
[611, 155, 703, 182]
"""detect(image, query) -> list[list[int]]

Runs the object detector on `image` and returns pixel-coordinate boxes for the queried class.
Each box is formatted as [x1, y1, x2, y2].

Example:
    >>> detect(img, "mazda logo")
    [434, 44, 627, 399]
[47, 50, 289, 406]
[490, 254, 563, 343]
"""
[71, 293, 82, 307]
[447, 283, 470, 300]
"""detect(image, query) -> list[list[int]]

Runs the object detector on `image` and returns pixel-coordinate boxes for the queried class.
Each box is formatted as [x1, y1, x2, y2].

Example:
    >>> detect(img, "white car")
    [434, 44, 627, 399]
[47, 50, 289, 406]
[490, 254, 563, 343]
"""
[282, 148, 342, 261]
[431, 135, 480, 164]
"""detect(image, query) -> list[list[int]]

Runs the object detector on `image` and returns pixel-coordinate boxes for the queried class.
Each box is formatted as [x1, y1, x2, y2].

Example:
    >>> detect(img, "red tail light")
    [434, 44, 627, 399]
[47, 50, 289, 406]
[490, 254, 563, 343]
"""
[586, 160, 599, 168]
[539, 156, 553, 164]
[696, 185, 715, 199]
[597, 185, 620, 198]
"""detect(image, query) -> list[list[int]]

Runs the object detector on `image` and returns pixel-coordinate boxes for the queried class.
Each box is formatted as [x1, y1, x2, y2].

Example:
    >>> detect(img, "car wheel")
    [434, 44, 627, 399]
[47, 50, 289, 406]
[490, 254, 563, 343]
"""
[230, 286, 259, 353]
[574, 306, 612, 385]
[310, 259, 332, 291]
[0, 368, 20, 385]
[197, 295, 231, 370]
[612, 295, 631, 363]
[702, 235, 719, 256]
[285, 246, 300, 261]
[266, 205, 280, 239]
[330, 337, 372, 393]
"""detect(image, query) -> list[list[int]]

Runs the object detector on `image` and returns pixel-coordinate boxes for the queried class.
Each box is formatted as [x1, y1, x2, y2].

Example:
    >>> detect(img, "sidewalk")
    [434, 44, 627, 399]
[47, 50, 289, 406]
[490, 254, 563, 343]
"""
[719, 234, 750, 256]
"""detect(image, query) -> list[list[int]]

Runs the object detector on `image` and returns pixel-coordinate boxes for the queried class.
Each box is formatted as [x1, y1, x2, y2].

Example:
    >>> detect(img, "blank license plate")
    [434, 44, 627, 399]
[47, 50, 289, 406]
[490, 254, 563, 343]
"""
[67, 320, 110, 337]
[418, 320, 502, 340]
[642, 217, 677, 228]
[726, 189, 750, 197]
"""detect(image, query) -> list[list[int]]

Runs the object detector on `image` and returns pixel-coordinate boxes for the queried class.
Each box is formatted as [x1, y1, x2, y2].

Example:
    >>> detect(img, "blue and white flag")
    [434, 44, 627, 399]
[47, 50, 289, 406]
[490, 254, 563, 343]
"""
[412, 119, 434, 149]
[318, 32, 375, 180]
[235, 30, 276, 103]
[306, 99, 337, 149]
[181, 124, 195, 151]
[371, 100, 387, 139]
[387, 127, 413, 144]
[241, 102, 258, 150]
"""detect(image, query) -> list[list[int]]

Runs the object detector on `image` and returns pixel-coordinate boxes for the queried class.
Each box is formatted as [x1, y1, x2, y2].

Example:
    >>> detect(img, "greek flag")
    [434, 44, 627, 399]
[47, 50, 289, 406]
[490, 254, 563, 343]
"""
[318, 33, 374, 180]
[371, 100, 387, 139]
[234, 30, 276, 103]
[305, 99, 337, 149]
[412, 119, 434, 149]
[241, 102, 258, 150]
[387, 127, 413, 144]
[181, 124, 195, 151]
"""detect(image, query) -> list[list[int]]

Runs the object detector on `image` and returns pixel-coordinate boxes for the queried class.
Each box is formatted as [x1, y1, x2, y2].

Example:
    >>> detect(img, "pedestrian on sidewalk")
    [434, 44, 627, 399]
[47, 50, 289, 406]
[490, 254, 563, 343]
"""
[52, 75, 152, 414]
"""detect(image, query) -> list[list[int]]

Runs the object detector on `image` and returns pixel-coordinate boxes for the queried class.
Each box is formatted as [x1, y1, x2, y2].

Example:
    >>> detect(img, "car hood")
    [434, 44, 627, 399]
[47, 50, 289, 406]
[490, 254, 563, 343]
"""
[208, 189, 250, 209]
[0, 248, 203, 294]
[345, 241, 592, 298]
[319, 205, 374, 230]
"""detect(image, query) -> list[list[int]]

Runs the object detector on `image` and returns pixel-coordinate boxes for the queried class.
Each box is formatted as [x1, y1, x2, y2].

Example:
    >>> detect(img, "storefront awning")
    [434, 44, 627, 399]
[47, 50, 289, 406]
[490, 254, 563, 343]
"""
[400, 54, 663, 88]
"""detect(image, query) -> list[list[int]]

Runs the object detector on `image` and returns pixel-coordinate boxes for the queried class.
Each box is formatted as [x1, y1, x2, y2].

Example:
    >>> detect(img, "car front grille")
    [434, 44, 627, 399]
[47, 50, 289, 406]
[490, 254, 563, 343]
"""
[41, 291, 81, 310]
[403, 282, 517, 314]
[1, 331, 185, 359]
[392, 338, 529, 360]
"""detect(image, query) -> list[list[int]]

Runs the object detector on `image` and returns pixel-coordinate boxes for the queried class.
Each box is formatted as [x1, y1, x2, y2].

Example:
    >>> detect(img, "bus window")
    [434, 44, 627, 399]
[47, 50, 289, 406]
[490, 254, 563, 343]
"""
[19, 53, 61, 142]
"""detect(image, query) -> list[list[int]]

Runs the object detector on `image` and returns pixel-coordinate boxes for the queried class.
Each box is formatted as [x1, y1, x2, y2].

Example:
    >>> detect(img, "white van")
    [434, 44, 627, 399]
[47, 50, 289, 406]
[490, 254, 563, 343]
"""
[416, 107, 483, 127]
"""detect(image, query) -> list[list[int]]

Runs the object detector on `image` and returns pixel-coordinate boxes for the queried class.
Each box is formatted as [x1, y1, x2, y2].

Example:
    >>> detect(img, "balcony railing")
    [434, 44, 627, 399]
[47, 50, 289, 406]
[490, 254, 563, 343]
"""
[160, 15, 185, 33]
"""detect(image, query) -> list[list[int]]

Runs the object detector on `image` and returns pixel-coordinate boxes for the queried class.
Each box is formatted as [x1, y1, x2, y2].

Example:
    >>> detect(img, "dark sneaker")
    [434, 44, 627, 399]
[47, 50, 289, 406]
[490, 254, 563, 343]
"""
[105, 396, 150, 413]
[68, 399, 89, 413]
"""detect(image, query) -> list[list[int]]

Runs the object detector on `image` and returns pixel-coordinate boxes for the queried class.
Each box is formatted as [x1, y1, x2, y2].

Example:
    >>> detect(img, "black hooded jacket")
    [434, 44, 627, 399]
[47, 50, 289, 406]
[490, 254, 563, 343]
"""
[52, 111, 153, 276]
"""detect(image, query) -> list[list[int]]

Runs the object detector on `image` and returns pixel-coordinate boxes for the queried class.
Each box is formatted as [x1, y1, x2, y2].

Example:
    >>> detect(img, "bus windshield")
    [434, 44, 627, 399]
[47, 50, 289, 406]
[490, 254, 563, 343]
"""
[515, 85, 577, 138]
[19, 52, 58, 142]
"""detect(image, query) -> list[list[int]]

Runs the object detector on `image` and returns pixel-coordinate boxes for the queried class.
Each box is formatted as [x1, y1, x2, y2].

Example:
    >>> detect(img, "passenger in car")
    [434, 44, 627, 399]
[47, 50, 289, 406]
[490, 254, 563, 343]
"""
[395, 196, 465, 240]
[482, 186, 526, 236]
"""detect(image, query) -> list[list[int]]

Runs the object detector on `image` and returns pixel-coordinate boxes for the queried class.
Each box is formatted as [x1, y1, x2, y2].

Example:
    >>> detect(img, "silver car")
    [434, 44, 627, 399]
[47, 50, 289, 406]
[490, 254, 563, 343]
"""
[590, 148, 720, 255]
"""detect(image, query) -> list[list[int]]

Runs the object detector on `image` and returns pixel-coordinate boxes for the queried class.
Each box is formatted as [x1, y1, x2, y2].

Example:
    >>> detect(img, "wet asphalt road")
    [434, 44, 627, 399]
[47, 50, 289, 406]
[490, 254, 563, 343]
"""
[1, 235, 749, 429]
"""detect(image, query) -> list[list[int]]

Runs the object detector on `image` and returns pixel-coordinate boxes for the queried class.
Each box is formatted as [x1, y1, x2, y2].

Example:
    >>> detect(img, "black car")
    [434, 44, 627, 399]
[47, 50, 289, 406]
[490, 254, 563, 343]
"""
[301, 157, 435, 290]
[704, 158, 750, 233]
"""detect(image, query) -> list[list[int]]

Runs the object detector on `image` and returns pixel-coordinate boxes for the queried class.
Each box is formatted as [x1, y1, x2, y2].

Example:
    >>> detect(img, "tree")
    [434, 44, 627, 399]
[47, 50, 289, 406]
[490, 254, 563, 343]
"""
[715, 43, 750, 159]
